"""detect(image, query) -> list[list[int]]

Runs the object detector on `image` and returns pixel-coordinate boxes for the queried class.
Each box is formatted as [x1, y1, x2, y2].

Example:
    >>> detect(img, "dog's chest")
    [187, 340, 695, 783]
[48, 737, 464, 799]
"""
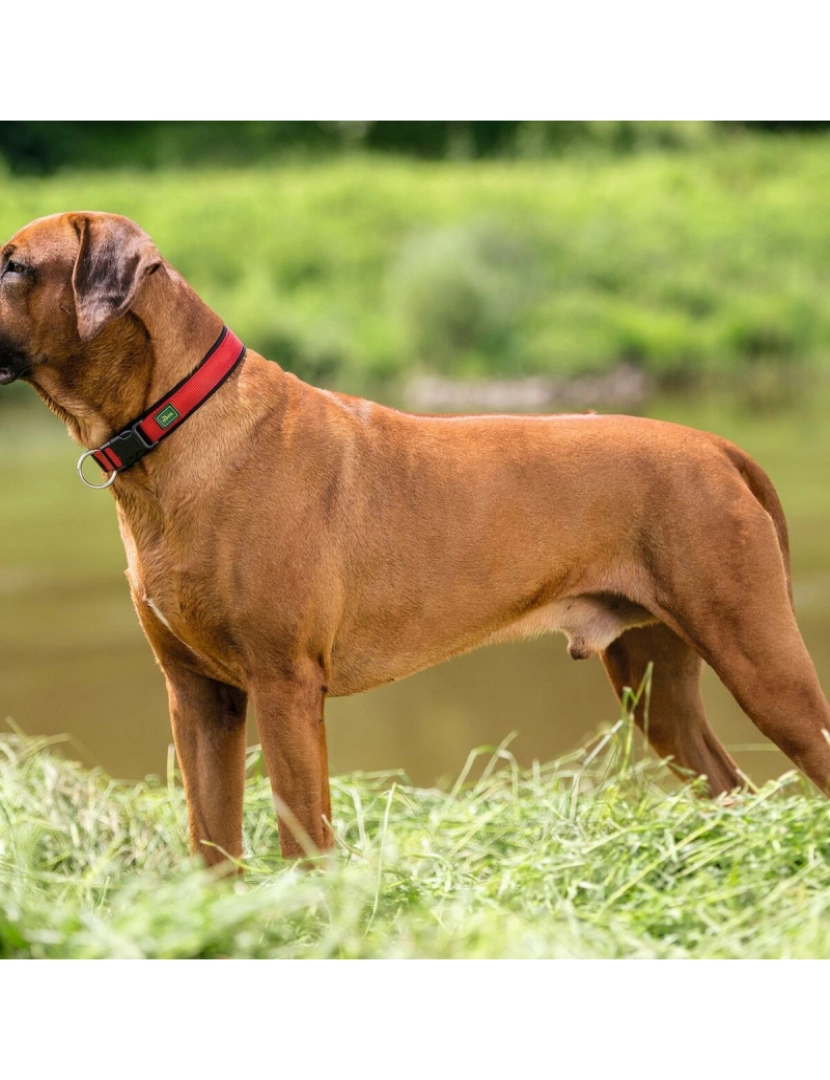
[143, 575, 240, 680]
[124, 537, 242, 684]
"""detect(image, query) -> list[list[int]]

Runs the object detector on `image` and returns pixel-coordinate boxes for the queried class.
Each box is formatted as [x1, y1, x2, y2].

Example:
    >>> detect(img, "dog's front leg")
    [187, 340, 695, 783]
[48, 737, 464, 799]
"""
[249, 664, 333, 860]
[163, 663, 249, 869]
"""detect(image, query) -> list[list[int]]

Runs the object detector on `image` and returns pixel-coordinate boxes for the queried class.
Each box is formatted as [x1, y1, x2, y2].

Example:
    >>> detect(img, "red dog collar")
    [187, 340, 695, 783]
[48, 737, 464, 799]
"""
[78, 326, 246, 488]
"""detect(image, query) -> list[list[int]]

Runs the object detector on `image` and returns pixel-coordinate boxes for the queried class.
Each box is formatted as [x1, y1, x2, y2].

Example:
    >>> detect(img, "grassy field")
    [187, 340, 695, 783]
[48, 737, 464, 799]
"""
[4, 703, 830, 959]
[0, 134, 829, 394]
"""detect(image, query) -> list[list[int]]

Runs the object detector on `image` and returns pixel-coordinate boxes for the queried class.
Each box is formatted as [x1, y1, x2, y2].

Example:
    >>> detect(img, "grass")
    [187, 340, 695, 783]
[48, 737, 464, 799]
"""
[4, 697, 830, 959]
[1, 134, 830, 393]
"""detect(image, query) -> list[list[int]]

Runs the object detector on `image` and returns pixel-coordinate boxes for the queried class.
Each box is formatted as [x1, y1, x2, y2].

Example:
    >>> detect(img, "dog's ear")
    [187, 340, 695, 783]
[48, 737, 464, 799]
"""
[71, 214, 162, 342]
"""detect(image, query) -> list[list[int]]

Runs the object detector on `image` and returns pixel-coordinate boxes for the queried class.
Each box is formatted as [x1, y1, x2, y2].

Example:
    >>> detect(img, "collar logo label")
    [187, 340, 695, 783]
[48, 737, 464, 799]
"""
[155, 404, 180, 429]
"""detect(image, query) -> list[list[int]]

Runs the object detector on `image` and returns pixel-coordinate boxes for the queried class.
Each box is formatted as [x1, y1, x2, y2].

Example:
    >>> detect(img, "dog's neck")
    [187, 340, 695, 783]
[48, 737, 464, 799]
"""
[29, 265, 225, 451]
[132, 263, 226, 407]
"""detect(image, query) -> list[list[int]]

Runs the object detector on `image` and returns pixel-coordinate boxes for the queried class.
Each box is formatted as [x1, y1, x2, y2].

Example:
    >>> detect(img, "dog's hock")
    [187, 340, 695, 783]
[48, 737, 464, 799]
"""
[71, 213, 162, 342]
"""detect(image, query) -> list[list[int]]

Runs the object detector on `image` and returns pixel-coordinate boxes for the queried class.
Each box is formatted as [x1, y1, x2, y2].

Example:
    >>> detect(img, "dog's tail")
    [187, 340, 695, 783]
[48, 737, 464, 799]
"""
[722, 441, 793, 605]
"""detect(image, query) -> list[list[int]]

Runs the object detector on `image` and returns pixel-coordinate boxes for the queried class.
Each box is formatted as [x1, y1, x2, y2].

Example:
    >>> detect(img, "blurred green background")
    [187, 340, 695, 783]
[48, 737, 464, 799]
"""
[1, 121, 829, 397]
[0, 121, 828, 786]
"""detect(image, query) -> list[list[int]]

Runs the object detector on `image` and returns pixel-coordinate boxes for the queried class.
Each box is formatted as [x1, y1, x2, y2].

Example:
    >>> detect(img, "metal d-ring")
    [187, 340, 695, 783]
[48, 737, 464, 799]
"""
[77, 448, 119, 489]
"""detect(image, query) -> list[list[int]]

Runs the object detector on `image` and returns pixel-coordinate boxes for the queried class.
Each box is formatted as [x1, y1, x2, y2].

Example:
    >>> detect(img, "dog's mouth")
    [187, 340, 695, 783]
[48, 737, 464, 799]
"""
[0, 350, 30, 385]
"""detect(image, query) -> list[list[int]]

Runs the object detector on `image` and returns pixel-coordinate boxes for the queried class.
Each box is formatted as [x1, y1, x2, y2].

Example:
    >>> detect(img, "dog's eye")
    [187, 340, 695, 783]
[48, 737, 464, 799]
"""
[3, 260, 26, 278]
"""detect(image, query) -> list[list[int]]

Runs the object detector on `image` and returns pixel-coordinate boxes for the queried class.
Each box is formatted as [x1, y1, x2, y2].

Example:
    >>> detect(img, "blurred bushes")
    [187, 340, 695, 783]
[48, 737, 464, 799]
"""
[1, 130, 829, 394]
[3, 121, 829, 175]
[388, 222, 544, 375]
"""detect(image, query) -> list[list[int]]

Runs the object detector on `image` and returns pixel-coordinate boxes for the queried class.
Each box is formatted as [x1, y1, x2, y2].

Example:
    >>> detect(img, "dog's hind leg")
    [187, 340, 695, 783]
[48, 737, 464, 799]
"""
[670, 595, 830, 796]
[601, 623, 747, 795]
[250, 662, 334, 860]
[655, 499, 830, 795]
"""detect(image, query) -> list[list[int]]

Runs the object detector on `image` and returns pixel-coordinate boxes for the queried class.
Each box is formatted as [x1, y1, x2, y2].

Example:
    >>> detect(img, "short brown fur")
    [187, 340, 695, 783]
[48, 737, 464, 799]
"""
[2, 212, 829, 865]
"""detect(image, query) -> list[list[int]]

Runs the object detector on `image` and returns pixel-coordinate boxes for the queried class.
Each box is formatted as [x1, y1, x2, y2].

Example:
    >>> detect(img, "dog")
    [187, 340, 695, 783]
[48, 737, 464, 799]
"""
[1, 211, 829, 866]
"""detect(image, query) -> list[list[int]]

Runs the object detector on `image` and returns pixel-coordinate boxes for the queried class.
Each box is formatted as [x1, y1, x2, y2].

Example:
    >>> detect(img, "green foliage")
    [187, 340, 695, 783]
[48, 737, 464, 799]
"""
[3, 122, 824, 175]
[388, 221, 544, 375]
[0, 121, 729, 174]
[1, 134, 830, 394]
[3, 719, 830, 959]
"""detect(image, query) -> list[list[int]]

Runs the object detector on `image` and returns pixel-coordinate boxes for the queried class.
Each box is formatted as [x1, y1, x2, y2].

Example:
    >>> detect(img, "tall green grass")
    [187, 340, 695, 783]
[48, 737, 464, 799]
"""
[1, 135, 829, 393]
[3, 705, 830, 959]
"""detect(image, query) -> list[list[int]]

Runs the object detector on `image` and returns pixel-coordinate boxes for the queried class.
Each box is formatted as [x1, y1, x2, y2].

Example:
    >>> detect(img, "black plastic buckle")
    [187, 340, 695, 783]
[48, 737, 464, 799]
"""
[106, 422, 155, 471]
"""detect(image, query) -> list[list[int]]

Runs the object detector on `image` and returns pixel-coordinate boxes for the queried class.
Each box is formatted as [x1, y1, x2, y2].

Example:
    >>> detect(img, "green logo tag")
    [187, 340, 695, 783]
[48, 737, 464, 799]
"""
[155, 404, 180, 429]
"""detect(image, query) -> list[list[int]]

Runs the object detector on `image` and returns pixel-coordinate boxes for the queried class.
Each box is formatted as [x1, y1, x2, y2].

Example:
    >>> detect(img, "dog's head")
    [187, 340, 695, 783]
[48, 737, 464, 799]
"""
[0, 212, 162, 388]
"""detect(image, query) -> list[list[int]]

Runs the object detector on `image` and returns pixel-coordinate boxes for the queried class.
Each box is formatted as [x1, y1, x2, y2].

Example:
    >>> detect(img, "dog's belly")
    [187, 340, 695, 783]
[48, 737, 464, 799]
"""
[327, 593, 656, 696]
[484, 594, 657, 655]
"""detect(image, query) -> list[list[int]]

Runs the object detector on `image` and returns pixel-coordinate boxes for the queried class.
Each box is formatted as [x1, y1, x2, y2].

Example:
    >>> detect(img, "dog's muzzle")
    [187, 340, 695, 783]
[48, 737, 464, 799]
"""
[0, 348, 30, 385]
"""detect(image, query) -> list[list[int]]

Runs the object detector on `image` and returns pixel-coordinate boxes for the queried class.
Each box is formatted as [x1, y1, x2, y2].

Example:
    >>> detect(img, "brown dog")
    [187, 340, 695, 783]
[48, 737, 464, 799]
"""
[1, 211, 829, 865]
